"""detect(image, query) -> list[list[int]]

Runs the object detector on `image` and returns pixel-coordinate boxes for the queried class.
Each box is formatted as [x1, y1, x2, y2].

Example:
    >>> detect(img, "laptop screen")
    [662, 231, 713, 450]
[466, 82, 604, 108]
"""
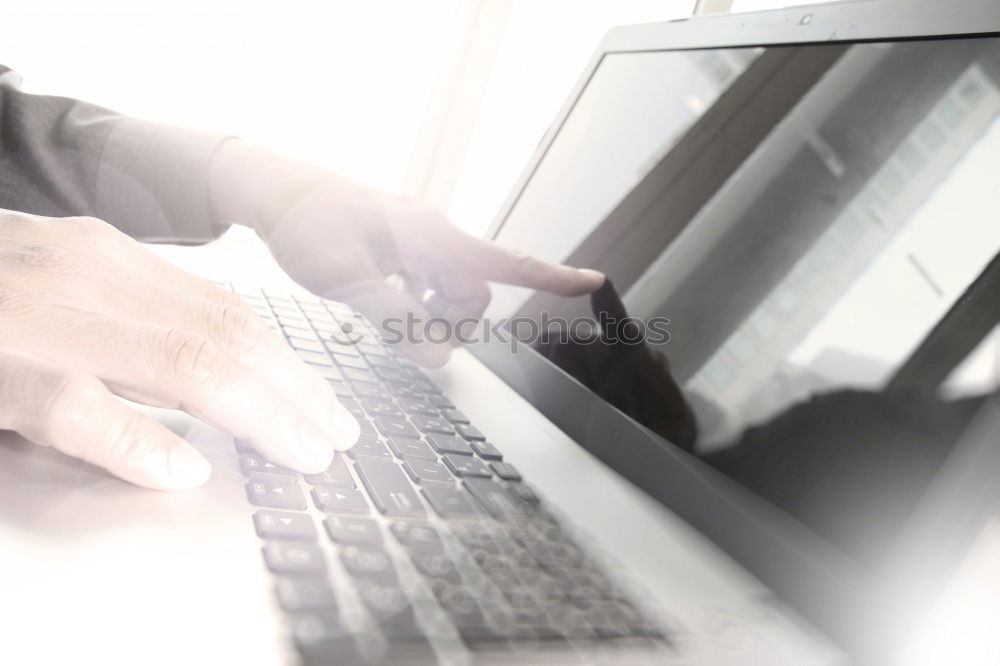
[489, 36, 1000, 567]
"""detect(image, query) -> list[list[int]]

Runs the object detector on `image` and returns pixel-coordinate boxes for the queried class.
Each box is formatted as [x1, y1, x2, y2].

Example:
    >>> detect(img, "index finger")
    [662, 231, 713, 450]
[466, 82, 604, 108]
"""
[451, 233, 605, 297]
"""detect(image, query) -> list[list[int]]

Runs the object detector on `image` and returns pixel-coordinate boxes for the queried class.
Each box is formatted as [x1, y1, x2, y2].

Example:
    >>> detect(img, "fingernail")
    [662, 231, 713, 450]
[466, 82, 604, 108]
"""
[168, 443, 212, 487]
[330, 401, 361, 451]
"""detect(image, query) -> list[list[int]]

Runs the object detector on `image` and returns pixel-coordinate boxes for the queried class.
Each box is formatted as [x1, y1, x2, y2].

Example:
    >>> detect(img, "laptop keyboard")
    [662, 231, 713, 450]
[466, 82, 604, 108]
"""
[232, 286, 672, 664]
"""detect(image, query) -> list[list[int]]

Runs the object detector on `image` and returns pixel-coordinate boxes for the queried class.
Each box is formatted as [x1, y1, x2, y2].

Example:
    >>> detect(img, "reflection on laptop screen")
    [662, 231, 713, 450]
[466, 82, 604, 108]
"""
[492, 37, 1000, 567]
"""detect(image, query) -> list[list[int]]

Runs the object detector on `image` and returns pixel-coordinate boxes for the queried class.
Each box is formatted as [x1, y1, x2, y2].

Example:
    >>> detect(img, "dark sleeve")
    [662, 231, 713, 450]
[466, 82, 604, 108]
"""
[0, 65, 231, 244]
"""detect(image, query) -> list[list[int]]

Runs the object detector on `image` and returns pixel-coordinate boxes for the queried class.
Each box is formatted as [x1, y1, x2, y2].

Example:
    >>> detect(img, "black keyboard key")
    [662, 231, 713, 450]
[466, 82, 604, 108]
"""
[389, 521, 443, 551]
[340, 545, 396, 579]
[414, 380, 439, 395]
[444, 454, 492, 478]
[331, 352, 368, 370]
[361, 396, 404, 419]
[456, 424, 486, 441]
[441, 409, 470, 424]
[276, 577, 338, 613]
[339, 398, 365, 420]
[356, 342, 388, 358]
[464, 478, 530, 520]
[393, 385, 425, 401]
[289, 337, 326, 354]
[298, 301, 330, 317]
[324, 515, 383, 545]
[354, 456, 426, 517]
[410, 414, 455, 436]
[509, 483, 540, 505]
[283, 324, 315, 340]
[254, 510, 317, 541]
[410, 550, 460, 581]
[327, 380, 353, 399]
[263, 542, 326, 575]
[307, 363, 343, 381]
[311, 486, 369, 514]
[470, 441, 503, 461]
[349, 384, 391, 401]
[506, 589, 547, 624]
[387, 436, 436, 461]
[426, 432, 473, 456]
[422, 486, 480, 519]
[375, 415, 420, 439]
[346, 436, 393, 460]
[273, 305, 304, 319]
[343, 366, 378, 384]
[374, 365, 413, 385]
[240, 454, 293, 477]
[433, 583, 484, 622]
[375, 416, 420, 439]
[452, 525, 500, 550]
[490, 461, 522, 481]
[403, 458, 454, 485]
[355, 578, 411, 619]
[364, 354, 398, 370]
[429, 394, 455, 409]
[304, 455, 355, 488]
[374, 364, 413, 386]
[293, 613, 362, 664]
[397, 397, 438, 416]
[297, 350, 333, 367]
[247, 479, 307, 510]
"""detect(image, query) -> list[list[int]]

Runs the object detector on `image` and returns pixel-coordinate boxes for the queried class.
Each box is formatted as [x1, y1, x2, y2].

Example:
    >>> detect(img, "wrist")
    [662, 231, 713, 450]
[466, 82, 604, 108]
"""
[208, 139, 327, 238]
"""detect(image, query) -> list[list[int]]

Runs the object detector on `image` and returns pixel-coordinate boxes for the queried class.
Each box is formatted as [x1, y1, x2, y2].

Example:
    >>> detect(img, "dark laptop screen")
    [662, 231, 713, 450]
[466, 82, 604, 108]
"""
[490, 37, 1000, 567]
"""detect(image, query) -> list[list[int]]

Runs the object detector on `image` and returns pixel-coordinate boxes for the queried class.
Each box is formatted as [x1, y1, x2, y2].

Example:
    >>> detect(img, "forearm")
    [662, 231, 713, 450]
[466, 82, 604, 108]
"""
[0, 67, 230, 244]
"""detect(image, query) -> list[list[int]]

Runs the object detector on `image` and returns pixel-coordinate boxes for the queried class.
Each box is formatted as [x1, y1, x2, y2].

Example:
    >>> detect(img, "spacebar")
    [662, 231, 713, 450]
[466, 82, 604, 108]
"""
[353, 457, 426, 517]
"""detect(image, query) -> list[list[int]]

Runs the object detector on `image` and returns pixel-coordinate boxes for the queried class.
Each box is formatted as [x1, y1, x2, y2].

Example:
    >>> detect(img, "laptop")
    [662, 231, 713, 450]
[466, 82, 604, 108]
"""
[2, 0, 999, 663]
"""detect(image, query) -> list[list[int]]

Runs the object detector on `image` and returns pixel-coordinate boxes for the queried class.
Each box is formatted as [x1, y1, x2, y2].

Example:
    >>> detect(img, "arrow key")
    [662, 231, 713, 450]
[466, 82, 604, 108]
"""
[312, 486, 370, 514]
[246, 479, 307, 510]
[240, 453, 294, 477]
[254, 510, 317, 541]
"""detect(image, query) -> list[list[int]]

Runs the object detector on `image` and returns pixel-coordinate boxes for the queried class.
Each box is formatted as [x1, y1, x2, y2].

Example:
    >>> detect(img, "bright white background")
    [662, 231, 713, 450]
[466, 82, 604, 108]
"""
[2, 0, 707, 237]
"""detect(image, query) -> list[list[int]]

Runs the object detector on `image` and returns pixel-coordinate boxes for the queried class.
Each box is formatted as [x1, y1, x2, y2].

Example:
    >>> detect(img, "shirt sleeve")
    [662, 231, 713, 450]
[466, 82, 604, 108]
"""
[0, 65, 231, 244]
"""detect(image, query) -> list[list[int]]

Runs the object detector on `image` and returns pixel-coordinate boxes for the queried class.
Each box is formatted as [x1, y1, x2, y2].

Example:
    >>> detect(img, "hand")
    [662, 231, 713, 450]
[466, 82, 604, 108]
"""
[210, 141, 605, 367]
[0, 209, 359, 489]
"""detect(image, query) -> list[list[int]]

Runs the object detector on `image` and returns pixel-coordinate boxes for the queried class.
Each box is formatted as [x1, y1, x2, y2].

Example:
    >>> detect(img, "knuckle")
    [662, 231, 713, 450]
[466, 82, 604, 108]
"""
[0, 284, 37, 319]
[510, 250, 536, 271]
[104, 411, 159, 470]
[161, 329, 230, 390]
[4, 243, 75, 272]
[42, 372, 104, 447]
[211, 303, 271, 360]
[205, 283, 249, 312]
